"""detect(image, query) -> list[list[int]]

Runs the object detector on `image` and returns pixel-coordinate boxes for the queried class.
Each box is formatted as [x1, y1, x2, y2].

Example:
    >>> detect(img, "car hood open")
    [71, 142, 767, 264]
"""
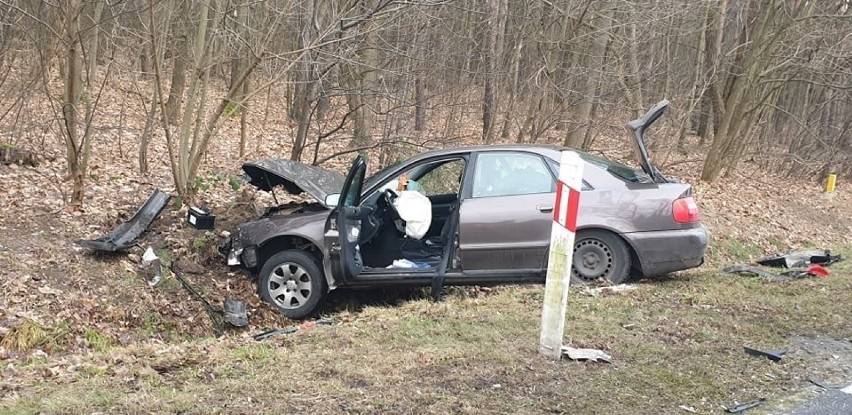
[242, 159, 344, 207]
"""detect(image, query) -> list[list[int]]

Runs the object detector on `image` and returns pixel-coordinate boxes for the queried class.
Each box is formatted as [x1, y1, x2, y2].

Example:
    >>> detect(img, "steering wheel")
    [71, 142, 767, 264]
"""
[382, 189, 402, 221]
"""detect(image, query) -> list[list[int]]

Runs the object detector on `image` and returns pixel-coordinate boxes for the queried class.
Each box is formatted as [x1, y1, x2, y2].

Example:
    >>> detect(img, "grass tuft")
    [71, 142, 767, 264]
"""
[0, 318, 46, 353]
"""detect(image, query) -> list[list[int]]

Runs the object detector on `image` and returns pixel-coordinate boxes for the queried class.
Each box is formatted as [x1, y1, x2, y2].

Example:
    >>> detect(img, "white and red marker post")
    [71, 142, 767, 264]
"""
[539, 151, 585, 359]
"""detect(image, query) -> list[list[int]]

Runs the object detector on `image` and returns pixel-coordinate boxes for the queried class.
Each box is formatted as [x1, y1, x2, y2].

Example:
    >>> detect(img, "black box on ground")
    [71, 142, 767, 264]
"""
[187, 206, 215, 230]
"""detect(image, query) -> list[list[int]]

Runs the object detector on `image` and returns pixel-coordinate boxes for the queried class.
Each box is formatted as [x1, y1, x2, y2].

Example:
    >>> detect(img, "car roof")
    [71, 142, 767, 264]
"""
[407, 144, 564, 161]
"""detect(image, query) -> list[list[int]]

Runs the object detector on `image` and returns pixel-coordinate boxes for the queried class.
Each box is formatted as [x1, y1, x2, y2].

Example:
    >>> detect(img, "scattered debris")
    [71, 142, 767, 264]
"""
[223, 298, 249, 327]
[141, 247, 162, 287]
[560, 346, 612, 363]
[678, 405, 697, 413]
[74, 189, 171, 252]
[187, 206, 216, 230]
[806, 263, 831, 278]
[723, 398, 765, 413]
[808, 377, 845, 390]
[170, 263, 224, 336]
[253, 319, 337, 341]
[581, 284, 637, 297]
[757, 249, 841, 268]
[724, 248, 840, 283]
[743, 346, 787, 362]
[722, 264, 830, 282]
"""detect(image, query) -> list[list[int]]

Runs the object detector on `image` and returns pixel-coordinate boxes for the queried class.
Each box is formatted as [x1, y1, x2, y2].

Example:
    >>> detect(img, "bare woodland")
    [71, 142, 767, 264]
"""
[0, 0, 850, 205]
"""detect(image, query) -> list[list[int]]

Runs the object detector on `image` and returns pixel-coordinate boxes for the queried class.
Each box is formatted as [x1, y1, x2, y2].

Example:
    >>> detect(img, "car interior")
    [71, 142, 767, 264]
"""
[357, 158, 466, 272]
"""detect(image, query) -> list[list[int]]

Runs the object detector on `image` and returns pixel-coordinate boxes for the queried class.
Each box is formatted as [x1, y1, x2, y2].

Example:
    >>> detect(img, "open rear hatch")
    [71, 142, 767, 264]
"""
[242, 159, 344, 208]
[626, 99, 671, 184]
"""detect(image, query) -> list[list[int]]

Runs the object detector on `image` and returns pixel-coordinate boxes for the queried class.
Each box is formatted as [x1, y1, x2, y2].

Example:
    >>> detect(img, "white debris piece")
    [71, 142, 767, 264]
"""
[581, 284, 637, 297]
[561, 346, 612, 363]
[141, 247, 162, 287]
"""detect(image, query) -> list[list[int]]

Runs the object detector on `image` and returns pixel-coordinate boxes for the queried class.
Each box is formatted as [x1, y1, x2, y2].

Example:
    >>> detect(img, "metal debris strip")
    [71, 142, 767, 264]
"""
[809, 377, 845, 390]
[74, 189, 171, 252]
[253, 319, 338, 341]
[723, 398, 765, 413]
[743, 346, 787, 362]
[560, 346, 612, 363]
[170, 263, 225, 336]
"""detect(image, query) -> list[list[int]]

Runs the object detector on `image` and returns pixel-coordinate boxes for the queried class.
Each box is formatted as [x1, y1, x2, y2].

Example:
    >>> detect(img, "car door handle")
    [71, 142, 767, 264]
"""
[537, 205, 553, 213]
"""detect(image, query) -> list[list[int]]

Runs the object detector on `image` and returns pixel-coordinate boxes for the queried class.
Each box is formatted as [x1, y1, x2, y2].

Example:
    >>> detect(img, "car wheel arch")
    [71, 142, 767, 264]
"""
[540, 226, 645, 276]
[257, 235, 323, 272]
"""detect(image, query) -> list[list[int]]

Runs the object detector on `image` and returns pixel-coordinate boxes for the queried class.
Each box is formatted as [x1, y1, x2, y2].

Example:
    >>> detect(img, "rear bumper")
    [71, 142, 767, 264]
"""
[623, 225, 708, 276]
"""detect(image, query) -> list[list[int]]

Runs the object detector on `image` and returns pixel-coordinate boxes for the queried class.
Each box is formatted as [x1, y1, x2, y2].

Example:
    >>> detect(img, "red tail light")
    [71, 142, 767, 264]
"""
[672, 196, 700, 223]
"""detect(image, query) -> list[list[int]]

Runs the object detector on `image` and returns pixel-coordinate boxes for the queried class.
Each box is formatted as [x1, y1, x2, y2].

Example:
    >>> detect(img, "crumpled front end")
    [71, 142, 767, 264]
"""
[220, 222, 263, 270]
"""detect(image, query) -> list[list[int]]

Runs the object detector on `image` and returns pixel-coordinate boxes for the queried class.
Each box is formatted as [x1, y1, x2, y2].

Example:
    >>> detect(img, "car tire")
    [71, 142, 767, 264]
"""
[258, 250, 327, 319]
[571, 230, 631, 284]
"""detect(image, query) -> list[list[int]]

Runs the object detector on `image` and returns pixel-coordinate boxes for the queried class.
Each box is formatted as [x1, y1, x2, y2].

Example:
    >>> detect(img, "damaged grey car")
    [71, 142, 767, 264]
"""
[223, 100, 708, 319]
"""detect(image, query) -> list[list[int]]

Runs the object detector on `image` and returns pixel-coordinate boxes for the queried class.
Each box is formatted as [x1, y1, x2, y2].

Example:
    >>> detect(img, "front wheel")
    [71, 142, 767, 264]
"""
[571, 230, 631, 284]
[258, 250, 327, 319]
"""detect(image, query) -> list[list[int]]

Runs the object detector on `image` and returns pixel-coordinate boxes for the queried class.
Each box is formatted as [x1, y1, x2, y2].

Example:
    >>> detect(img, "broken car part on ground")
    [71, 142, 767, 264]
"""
[223, 100, 708, 319]
[723, 249, 841, 282]
[74, 189, 171, 252]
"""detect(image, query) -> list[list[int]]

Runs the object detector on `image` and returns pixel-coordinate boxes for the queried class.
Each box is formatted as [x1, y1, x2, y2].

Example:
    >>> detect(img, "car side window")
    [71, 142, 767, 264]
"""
[472, 152, 554, 198]
[415, 159, 465, 196]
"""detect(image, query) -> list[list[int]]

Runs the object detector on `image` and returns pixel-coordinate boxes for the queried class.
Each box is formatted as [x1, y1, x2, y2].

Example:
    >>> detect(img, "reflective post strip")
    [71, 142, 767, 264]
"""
[539, 151, 584, 360]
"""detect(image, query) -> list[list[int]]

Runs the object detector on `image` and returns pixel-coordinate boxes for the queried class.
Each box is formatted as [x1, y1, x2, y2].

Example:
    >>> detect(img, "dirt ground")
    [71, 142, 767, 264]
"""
[1, 92, 851, 413]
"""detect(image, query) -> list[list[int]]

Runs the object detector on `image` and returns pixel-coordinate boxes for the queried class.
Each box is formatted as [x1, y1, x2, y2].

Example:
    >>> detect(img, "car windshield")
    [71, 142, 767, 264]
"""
[364, 159, 404, 189]
[576, 151, 653, 183]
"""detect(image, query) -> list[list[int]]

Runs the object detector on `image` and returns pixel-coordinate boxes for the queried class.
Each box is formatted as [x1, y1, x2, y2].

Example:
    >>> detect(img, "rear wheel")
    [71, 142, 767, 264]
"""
[571, 230, 631, 284]
[258, 250, 327, 319]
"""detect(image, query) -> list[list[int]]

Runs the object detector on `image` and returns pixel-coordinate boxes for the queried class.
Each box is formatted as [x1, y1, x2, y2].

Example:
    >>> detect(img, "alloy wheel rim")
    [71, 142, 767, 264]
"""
[267, 262, 312, 309]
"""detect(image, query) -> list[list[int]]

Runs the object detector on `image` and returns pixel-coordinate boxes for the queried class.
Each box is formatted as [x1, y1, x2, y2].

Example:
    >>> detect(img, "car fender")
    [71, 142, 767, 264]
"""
[237, 210, 335, 288]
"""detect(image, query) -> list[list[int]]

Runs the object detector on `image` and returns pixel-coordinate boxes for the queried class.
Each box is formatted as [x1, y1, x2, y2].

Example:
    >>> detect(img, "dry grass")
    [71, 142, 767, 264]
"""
[0, 319, 46, 353]
[2, 250, 851, 414]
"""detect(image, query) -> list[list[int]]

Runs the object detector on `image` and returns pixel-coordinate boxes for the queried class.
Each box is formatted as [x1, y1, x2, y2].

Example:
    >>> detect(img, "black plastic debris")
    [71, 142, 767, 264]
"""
[171, 263, 225, 336]
[724, 398, 765, 413]
[254, 319, 337, 341]
[757, 249, 842, 268]
[743, 346, 787, 362]
[75, 189, 171, 252]
[808, 377, 845, 390]
[223, 298, 248, 327]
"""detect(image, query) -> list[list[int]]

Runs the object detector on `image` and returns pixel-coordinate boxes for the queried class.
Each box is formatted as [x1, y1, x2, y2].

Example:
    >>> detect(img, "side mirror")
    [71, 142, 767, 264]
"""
[325, 193, 340, 207]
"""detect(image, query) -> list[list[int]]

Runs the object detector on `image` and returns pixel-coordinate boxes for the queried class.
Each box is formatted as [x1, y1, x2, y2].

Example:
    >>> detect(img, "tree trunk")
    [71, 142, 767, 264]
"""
[165, 33, 187, 125]
[564, 6, 613, 149]
[62, 0, 84, 205]
[482, 0, 501, 142]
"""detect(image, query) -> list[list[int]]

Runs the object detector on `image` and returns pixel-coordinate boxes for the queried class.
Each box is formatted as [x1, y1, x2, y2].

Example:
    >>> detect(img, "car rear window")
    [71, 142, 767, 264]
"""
[578, 152, 652, 183]
[547, 150, 652, 184]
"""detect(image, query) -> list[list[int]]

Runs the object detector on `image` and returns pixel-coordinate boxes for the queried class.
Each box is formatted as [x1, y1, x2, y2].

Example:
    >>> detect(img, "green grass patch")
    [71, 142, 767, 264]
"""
[84, 329, 116, 352]
[4, 250, 852, 414]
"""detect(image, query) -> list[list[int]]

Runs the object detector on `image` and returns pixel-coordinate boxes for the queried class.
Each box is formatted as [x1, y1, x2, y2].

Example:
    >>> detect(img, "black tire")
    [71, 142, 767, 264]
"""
[571, 230, 631, 284]
[258, 250, 327, 319]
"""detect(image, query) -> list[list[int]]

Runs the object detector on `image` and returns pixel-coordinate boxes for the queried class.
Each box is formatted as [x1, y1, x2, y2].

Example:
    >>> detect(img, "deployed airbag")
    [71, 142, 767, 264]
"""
[394, 190, 431, 240]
